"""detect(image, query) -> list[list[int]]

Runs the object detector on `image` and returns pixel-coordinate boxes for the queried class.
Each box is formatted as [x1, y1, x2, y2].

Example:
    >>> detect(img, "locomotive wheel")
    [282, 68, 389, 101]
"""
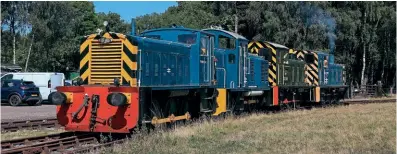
[334, 98, 341, 105]
[330, 99, 337, 106]
[167, 98, 188, 128]
[280, 103, 291, 112]
[226, 95, 238, 116]
[148, 99, 168, 130]
[323, 100, 331, 107]
[245, 100, 258, 113]
[320, 101, 327, 108]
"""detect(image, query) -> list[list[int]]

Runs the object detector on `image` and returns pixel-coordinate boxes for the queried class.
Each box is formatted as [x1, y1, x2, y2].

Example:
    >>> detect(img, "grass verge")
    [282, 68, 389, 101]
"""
[1, 128, 64, 140]
[101, 102, 396, 154]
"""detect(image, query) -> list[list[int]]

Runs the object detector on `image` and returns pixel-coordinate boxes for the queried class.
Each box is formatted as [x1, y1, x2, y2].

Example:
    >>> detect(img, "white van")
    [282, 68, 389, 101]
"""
[1, 72, 65, 100]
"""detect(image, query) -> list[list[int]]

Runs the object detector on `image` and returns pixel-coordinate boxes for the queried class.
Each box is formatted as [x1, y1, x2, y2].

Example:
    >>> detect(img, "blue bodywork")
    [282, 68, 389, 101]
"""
[203, 29, 270, 91]
[316, 52, 344, 86]
[137, 28, 215, 89]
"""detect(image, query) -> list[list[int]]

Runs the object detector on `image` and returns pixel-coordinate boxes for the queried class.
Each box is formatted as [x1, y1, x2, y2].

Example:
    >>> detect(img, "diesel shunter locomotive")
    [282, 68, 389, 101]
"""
[49, 20, 347, 133]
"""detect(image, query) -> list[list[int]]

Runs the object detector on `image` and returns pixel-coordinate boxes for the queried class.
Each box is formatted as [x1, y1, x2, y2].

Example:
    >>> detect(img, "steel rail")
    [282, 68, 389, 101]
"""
[1, 132, 76, 149]
[1, 118, 60, 132]
[342, 98, 396, 104]
[1, 132, 98, 154]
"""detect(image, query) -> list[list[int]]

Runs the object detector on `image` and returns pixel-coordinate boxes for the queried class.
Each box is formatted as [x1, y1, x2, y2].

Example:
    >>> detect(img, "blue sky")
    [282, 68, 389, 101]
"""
[94, 1, 177, 21]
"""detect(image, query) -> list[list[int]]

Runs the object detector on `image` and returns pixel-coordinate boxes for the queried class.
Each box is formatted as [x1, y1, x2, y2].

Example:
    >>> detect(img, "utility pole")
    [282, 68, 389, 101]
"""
[24, 34, 34, 72]
[234, 1, 238, 33]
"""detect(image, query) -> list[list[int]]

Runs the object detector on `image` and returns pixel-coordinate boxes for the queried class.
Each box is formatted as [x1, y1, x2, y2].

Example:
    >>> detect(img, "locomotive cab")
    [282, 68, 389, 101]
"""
[203, 28, 270, 114]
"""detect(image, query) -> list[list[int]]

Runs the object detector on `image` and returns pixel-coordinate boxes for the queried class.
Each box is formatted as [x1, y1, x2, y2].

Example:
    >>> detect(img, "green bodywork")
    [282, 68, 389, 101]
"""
[276, 48, 306, 87]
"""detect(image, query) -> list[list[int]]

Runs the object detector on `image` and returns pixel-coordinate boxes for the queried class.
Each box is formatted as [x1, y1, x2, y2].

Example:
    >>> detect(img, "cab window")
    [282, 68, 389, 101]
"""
[283, 53, 297, 60]
[259, 48, 272, 61]
[178, 34, 197, 44]
[219, 35, 235, 49]
[289, 53, 298, 60]
[305, 54, 315, 63]
[228, 54, 236, 64]
[200, 36, 207, 55]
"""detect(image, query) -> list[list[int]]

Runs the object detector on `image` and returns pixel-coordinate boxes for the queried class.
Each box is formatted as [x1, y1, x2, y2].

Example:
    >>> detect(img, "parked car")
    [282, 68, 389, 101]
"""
[1, 72, 64, 101]
[1, 79, 42, 106]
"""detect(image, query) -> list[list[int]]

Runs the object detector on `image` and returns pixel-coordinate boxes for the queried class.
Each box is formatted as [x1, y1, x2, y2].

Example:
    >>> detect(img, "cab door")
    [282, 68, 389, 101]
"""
[238, 43, 248, 88]
[199, 34, 211, 85]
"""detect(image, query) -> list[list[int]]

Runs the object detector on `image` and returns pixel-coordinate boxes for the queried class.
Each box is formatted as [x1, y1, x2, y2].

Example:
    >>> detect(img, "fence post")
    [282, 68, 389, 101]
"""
[350, 82, 353, 99]
[376, 81, 382, 97]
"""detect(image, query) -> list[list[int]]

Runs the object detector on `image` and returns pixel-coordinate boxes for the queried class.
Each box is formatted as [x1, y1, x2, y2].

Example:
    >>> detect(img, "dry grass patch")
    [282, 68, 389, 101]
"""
[101, 103, 396, 154]
[1, 128, 64, 141]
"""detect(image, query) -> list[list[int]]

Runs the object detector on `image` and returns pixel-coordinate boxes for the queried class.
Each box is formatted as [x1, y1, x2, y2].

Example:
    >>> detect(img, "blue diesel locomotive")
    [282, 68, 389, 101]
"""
[50, 19, 346, 133]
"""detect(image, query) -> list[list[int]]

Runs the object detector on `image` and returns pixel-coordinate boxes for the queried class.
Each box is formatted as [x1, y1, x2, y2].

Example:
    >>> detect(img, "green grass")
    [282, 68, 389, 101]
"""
[1, 128, 64, 141]
[100, 102, 396, 154]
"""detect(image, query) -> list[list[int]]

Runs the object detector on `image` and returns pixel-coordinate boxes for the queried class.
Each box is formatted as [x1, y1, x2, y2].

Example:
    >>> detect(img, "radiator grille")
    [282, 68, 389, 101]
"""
[261, 61, 266, 82]
[250, 60, 254, 80]
[90, 39, 122, 84]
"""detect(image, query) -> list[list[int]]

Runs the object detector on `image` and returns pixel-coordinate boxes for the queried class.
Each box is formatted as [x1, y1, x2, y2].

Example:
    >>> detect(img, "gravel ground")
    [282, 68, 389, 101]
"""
[1, 103, 56, 122]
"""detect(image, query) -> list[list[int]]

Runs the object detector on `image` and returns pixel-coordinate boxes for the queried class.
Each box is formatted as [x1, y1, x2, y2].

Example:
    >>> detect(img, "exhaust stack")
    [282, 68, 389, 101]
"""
[130, 18, 136, 36]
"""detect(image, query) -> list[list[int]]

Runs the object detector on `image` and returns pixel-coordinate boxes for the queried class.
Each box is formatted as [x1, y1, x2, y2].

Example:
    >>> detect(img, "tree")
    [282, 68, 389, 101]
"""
[1, 2, 30, 64]
[97, 12, 130, 34]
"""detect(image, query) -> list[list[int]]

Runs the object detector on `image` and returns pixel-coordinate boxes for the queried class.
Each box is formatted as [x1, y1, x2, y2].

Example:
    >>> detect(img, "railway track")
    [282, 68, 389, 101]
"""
[1, 132, 100, 154]
[1, 98, 394, 154]
[342, 98, 396, 104]
[1, 118, 60, 132]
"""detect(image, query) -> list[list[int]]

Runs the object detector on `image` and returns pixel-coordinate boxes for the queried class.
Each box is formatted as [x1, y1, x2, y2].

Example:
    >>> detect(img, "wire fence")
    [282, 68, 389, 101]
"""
[347, 84, 396, 99]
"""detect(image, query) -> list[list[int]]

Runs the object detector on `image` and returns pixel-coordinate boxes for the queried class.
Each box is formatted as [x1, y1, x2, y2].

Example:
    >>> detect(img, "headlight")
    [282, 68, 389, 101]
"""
[49, 92, 67, 105]
[107, 93, 128, 106]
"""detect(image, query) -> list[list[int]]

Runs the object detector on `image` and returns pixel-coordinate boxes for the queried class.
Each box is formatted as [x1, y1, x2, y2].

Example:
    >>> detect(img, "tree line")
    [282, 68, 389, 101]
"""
[1, 1, 395, 88]
[1, 1, 130, 73]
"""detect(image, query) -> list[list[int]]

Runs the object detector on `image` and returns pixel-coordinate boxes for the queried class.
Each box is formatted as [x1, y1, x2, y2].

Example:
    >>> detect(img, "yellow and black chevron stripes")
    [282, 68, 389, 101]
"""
[300, 50, 319, 86]
[248, 42, 260, 54]
[121, 35, 138, 87]
[248, 41, 277, 86]
[264, 42, 277, 86]
[80, 34, 97, 84]
[79, 32, 138, 87]
[292, 50, 305, 60]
